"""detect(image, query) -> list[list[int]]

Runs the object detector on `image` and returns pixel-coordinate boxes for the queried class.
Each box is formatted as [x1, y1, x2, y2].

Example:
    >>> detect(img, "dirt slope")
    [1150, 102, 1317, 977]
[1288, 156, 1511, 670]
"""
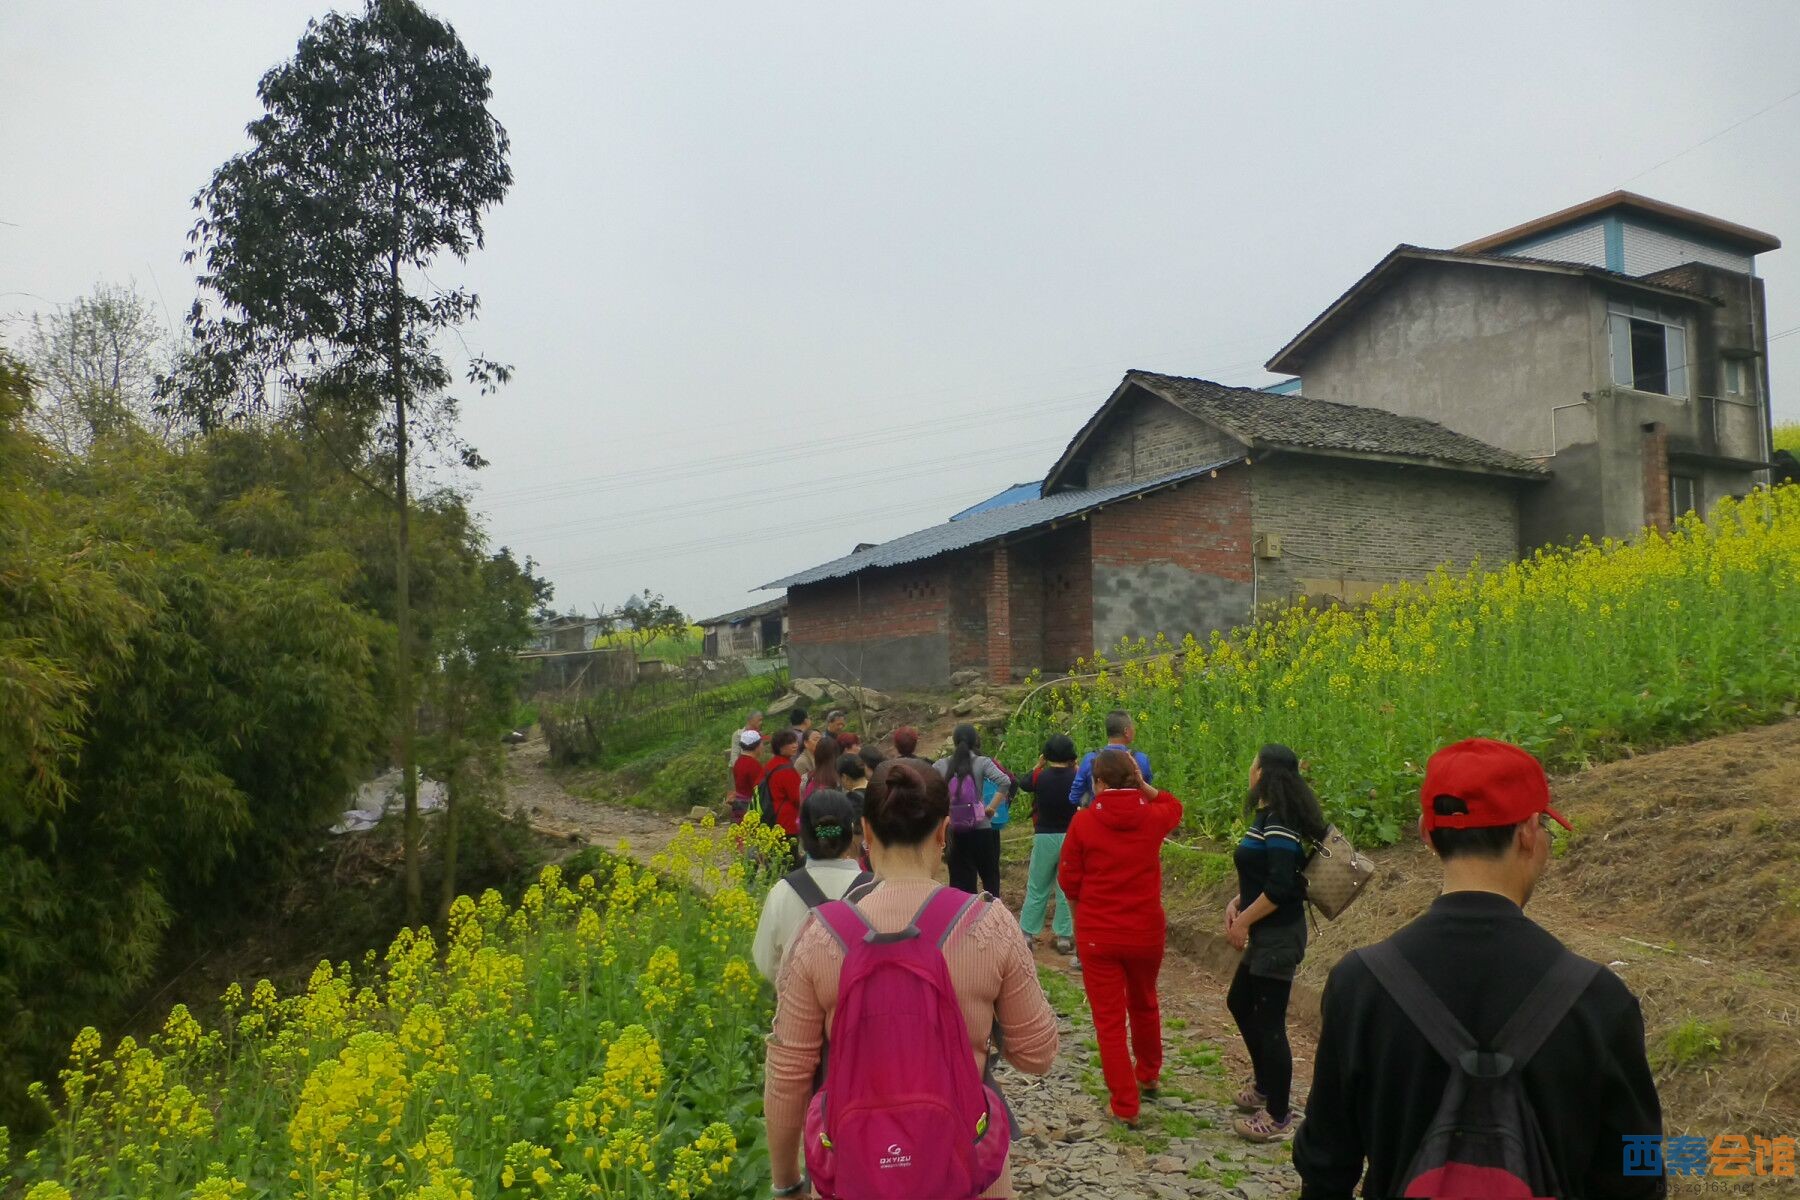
[1165, 718, 1800, 1136]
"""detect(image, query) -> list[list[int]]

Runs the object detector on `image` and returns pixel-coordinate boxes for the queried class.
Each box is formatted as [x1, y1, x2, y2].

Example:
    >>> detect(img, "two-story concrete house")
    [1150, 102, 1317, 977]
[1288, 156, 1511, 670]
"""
[1265, 192, 1781, 547]
[764, 192, 1782, 687]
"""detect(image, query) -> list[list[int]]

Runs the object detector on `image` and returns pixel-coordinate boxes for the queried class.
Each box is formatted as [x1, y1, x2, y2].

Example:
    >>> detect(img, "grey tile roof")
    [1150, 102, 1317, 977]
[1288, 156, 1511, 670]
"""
[695, 595, 786, 627]
[759, 458, 1242, 591]
[1123, 371, 1548, 477]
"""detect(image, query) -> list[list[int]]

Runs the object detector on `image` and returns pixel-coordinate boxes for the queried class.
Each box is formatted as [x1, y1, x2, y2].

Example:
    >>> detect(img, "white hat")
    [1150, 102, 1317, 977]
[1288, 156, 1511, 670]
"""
[738, 729, 763, 748]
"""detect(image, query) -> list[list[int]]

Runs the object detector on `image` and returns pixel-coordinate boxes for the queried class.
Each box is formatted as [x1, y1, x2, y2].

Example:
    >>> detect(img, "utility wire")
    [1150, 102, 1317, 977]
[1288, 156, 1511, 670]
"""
[1622, 81, 1800, 185]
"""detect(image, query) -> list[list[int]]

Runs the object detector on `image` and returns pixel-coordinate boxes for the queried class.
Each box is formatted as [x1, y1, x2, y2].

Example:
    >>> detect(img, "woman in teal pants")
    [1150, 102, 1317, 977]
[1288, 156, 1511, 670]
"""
[1017, 734, 1081, 953]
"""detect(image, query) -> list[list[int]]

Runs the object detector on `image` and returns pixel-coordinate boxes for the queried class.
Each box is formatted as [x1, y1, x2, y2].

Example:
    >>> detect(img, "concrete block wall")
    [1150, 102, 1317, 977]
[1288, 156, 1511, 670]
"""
[1085, 390, 1241, 488]
[1088, 469, 1254, 650]
[1250, 457, 1521, 602]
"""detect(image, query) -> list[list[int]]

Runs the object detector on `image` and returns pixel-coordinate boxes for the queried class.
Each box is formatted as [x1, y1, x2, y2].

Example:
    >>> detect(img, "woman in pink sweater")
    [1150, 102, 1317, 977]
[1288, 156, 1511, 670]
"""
[762, 760, 1060, 1198]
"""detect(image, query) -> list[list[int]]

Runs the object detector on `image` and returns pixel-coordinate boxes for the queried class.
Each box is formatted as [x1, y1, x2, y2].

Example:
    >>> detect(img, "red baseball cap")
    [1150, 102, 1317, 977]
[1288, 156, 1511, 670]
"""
[1419, 738, 1571, 833]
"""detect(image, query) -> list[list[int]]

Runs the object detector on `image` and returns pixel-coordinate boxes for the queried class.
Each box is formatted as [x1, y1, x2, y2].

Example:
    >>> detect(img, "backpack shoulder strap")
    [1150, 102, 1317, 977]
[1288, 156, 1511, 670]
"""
[910, 887, 981, 948]
[1359, 941, 1478, 1071]
[1491, 950, 1600, 1069]
[846, 870, 875, 897]
[812, 898, 872, 954]
[783, 867, 829, 910]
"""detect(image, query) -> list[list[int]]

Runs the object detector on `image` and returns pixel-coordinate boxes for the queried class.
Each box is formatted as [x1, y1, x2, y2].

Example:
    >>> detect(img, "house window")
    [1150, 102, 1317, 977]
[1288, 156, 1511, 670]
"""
[1608, 304, 1688, 397]
[1723, 357, 1745, 395]
[1670, 474, 1698, 518]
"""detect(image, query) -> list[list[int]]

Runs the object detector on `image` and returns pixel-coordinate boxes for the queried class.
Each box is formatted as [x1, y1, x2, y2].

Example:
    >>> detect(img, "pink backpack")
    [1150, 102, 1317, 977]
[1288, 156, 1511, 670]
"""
[804, 888, 1011, 1200]
[947, 770, 985, 831]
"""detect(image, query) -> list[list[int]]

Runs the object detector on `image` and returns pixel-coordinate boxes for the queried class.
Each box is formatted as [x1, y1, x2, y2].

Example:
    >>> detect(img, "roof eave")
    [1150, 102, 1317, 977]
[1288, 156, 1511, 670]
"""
[1266, 248, 1716, 374]
[1040, 375, 1142, 494]
[1458, 191, 1781, 256]
[1254, 440, 1550, 482]
[759, 457, 1248, 591]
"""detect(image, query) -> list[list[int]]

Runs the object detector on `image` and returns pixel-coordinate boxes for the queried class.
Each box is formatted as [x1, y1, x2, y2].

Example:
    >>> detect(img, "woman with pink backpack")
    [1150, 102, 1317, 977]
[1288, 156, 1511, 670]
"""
[933, 723, 1015, 897]
[762, 760, 1059, 1199]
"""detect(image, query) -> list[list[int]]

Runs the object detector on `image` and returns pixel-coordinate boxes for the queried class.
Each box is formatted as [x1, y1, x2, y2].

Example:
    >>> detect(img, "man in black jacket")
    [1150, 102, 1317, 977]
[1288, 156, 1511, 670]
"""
[1294, 737, 1664, 1199]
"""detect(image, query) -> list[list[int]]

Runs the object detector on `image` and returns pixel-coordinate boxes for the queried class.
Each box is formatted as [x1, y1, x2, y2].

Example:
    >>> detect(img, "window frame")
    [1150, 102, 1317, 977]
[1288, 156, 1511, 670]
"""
[1669, 474, 1699, 519]
[1722, 357, 1745, 396]
[1607, 301, 1690, 398]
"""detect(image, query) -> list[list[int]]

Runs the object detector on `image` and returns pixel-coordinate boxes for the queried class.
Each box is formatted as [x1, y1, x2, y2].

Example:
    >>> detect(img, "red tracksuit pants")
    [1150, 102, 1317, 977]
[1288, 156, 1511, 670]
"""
[1077, 940, 1164, 1121]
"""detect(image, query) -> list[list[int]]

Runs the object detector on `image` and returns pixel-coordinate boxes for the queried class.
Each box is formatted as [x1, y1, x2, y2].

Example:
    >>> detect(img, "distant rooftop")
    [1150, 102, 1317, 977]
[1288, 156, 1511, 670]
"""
[760, 459, 1239, 591]
[950, 480, 1041, 521]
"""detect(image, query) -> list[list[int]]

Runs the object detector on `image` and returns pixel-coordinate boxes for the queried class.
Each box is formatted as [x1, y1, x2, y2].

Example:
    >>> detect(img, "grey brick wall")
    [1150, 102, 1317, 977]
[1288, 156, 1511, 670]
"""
[1086, 391, 1240, 488]
[1250, 457, 1522, 603]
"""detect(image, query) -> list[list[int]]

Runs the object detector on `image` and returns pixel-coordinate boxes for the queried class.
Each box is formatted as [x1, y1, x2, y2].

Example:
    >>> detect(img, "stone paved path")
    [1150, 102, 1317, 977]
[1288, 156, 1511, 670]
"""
[999, 955, 1301, 1199]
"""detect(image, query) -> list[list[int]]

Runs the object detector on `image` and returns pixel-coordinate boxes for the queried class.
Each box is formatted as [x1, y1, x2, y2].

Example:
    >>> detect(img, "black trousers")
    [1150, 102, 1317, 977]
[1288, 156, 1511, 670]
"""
[1227, 960, 1295, 1119]
[946, 827, 1001, 897]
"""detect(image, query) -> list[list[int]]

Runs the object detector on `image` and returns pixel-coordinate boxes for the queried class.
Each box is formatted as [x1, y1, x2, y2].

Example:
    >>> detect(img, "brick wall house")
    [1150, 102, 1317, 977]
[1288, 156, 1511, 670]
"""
[767, 371, 1543, 689]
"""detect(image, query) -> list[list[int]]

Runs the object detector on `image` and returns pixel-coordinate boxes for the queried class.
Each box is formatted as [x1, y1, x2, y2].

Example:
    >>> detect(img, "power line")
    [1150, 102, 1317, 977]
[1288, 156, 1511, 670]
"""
[1622, 81, 1800, 185]
[496, 436, 1066, 540]
[473, 332, 1293, 507]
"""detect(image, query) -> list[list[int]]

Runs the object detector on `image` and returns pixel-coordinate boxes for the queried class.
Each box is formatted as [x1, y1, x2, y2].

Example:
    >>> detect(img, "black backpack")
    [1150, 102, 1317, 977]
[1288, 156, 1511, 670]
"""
[783, 866, 875, 909]
[757, 761, 796, 828]
[1358, 941, 1599, 1200]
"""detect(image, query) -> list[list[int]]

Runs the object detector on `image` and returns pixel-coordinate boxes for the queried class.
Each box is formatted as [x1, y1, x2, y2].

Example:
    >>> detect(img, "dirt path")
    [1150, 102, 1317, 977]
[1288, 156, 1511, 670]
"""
[503, 735, 686, 859]
[504, 738, 1304, 1197]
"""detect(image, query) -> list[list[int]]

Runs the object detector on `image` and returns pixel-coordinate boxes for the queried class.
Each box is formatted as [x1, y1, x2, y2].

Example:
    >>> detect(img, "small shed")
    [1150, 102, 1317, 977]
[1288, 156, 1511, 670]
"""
[697, 596, 788, 660]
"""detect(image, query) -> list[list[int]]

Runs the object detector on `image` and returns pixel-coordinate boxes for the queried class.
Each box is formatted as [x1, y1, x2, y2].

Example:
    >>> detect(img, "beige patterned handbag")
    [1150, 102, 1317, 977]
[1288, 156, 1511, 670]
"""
[1302, 824, 1376, 920]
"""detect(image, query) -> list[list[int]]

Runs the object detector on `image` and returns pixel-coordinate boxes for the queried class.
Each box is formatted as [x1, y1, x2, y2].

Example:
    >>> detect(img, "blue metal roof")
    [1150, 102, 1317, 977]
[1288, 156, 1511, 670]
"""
[759, 458, 1242, 591]
[949, 480, 1041, 521]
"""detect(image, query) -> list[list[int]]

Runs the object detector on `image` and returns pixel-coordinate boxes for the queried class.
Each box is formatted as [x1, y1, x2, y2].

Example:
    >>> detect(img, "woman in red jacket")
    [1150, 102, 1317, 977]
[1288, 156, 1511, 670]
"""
[1058, 747, 1183, 1126]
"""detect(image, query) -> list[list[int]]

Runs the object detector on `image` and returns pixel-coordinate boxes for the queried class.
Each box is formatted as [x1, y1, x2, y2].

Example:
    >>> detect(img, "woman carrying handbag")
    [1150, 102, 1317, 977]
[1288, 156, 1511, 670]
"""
[1224, 744, 1330, 1144]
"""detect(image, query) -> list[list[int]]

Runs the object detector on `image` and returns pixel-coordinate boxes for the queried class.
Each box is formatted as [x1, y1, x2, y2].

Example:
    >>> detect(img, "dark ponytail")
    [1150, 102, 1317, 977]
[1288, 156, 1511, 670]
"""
[948, 722, 980, 782]
[799, 789, 859, 860]
[1246, 743, 1329, 843]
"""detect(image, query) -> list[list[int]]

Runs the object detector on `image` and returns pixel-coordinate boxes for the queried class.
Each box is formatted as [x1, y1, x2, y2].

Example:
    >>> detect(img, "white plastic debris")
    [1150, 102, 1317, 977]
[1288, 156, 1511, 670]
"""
[329, 768, 447, 834]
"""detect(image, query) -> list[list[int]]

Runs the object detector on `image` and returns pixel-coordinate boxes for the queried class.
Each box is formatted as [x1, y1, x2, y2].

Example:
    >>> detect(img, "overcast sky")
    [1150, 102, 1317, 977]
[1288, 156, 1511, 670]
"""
[6, 1, 1799, 620]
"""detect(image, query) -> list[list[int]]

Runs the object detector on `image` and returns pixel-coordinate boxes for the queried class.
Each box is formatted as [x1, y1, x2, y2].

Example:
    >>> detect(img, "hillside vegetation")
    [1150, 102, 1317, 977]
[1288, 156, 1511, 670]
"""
[0, 353, 543, 1129]
[3, 821, 791, 1200]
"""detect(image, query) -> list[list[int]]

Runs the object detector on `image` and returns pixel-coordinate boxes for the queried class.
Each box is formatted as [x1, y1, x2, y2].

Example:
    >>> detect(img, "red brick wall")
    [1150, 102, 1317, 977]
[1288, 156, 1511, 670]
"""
[1007, 542, 1045, 680]
[1037, 523, 1092, 671]
[1642, 422, 1671, 533]
[1090, 469, 1253, 580]
[788, 564, 948, 643]
[947, 550, 989, 675]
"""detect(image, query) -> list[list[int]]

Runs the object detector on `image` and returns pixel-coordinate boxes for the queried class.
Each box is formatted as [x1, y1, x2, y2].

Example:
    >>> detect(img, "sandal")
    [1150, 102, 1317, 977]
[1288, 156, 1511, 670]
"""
[1234, 1081, 1266, 1112]
[1232, 1108, 1298, 1143]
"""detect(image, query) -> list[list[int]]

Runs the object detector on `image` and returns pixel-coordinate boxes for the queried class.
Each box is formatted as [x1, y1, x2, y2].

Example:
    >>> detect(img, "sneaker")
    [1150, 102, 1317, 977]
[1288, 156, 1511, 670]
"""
[1070, 955, 1082, 974]
[1024, 932, 1039, 950]
[1234, 1081, 1266, 1112]
[1232, 1108, 1298, 1143]
[1053, 935, 1075, 955]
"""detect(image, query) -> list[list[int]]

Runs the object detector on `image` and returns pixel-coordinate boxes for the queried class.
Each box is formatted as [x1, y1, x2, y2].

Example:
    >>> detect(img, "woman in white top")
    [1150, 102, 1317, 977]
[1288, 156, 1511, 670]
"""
[750, 789, 870, 981]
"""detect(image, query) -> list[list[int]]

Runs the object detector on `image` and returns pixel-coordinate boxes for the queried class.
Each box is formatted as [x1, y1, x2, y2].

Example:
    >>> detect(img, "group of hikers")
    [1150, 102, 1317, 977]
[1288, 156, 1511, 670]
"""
[727, 707, 1665, 1200]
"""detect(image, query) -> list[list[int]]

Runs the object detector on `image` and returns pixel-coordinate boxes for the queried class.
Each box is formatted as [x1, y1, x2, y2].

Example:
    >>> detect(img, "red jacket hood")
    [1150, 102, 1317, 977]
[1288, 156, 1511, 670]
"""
[1090, 787, 1158, 832]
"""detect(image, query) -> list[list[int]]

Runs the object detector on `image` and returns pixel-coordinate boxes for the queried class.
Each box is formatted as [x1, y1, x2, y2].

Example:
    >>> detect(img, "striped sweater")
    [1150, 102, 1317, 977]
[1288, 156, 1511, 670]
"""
[1234, 807, 1308, 927]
